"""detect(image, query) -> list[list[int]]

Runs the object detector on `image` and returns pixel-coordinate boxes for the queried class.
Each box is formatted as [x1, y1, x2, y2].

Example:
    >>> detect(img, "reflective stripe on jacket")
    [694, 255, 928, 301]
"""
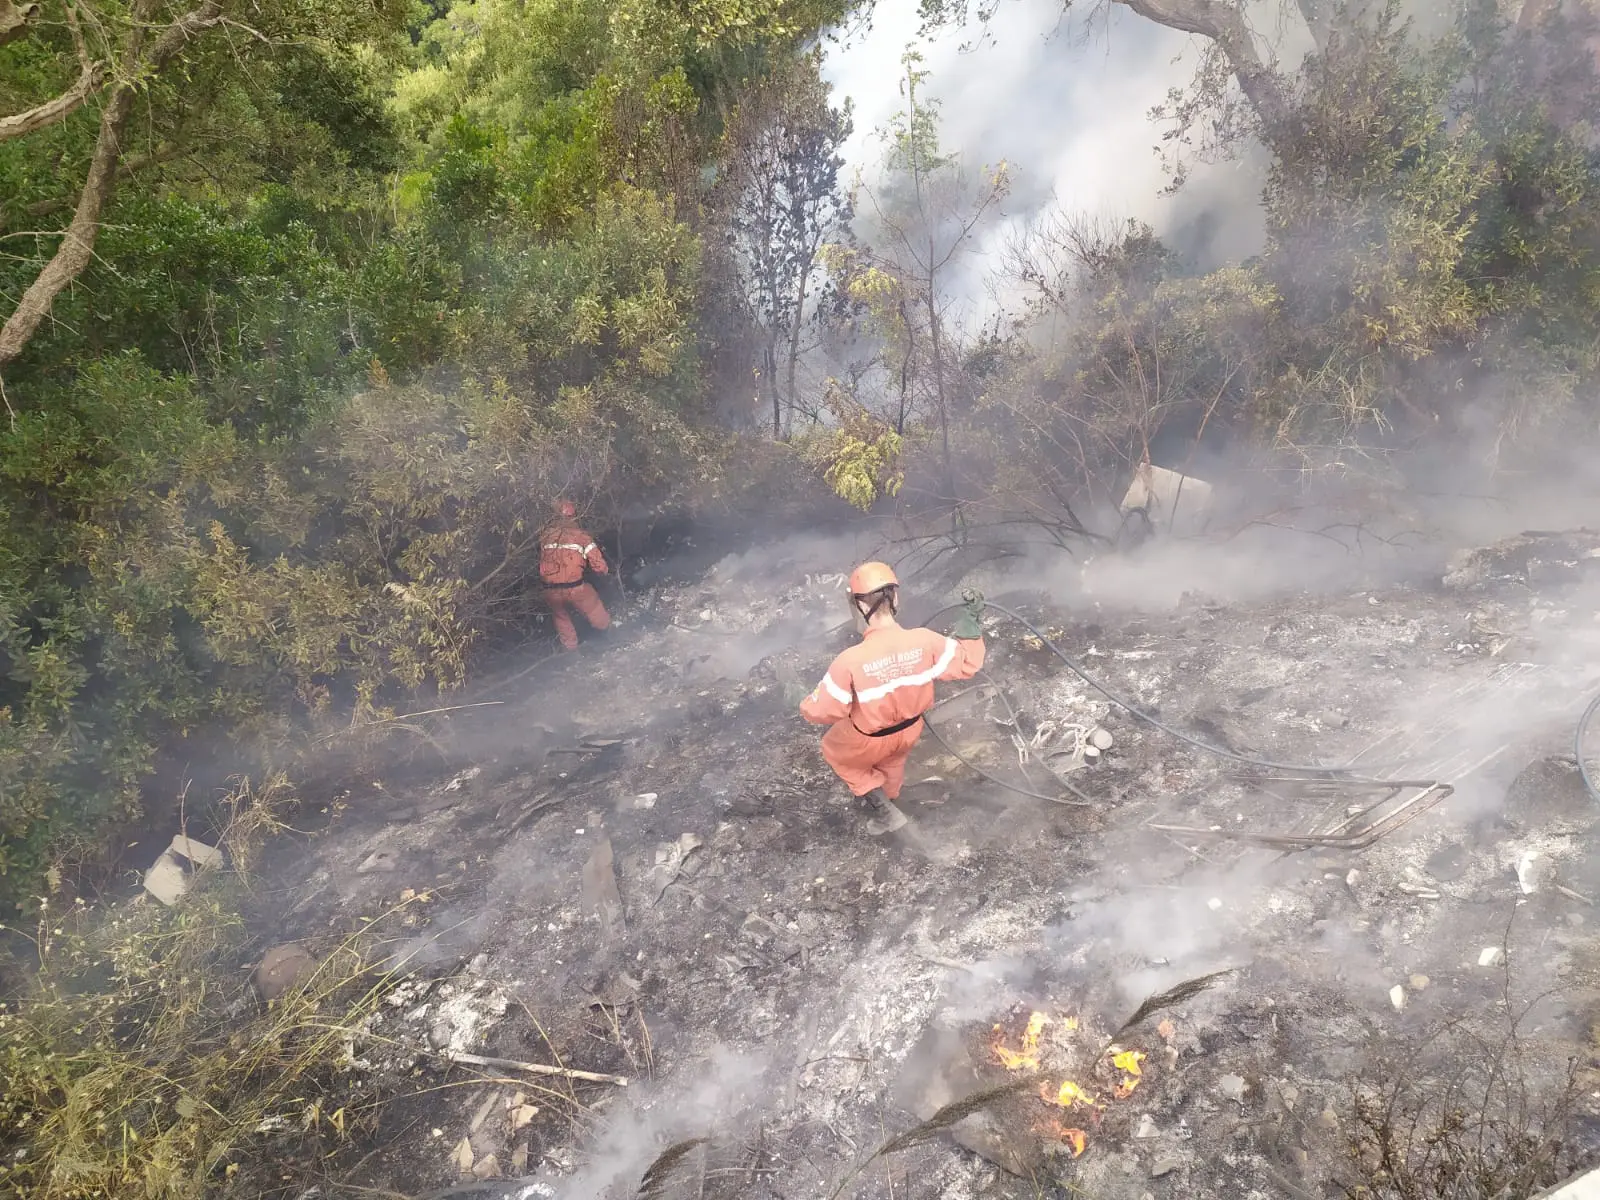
[539, 524, 607, 585]
[799, 619, 985, 733]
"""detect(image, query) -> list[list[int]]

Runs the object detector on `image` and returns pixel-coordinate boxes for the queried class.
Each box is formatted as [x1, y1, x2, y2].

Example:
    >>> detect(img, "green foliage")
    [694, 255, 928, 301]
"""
[971, 1, 1600, 511]
[0, 0, 843, 905]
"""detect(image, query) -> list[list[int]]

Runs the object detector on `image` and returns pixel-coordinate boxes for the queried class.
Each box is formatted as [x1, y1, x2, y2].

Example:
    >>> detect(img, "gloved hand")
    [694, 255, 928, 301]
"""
[952, 587, 984, 640]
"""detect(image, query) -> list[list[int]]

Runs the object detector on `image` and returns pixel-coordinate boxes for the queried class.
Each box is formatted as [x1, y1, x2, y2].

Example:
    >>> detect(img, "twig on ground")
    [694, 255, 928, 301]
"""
[444, 1049, 629, 1087]
[315, 702, 504, 743]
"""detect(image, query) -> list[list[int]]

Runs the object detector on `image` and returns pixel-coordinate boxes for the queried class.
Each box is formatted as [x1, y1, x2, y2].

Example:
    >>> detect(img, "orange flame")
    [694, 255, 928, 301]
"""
[1036, 1118, 1089, 1157]
[1110, 1048, 1144, 1098]
[993, 1011, 1048, 1072]
[1044, 1079, 1101, 1109]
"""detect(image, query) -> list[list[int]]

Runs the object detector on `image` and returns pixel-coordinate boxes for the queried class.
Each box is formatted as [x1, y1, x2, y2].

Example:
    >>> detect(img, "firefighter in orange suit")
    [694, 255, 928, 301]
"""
[540, 500, 611, 651]
[800, 562, 986, 835]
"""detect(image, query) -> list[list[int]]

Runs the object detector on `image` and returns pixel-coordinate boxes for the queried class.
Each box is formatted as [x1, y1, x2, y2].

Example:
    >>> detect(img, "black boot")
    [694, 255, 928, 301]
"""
[861, 788, 909, 836]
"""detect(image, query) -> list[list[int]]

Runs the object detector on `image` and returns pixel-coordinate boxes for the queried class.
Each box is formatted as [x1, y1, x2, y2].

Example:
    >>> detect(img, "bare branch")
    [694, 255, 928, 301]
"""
[0, 0, 223, 368]
[0, 58, 105, 142]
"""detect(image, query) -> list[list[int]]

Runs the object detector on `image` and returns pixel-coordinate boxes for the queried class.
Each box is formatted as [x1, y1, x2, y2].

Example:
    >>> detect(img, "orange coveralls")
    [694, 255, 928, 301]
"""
[539, 523, 610, 650]
[799, 619, 986, 799]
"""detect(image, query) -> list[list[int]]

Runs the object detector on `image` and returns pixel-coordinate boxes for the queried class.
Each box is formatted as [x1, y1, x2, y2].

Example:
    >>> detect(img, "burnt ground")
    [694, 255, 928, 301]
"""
[233, 522, 1600, 1200]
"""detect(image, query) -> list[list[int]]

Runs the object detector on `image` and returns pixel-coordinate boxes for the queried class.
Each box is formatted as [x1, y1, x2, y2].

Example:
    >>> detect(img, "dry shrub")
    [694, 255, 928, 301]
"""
[1341, 1009, 1589, 1199]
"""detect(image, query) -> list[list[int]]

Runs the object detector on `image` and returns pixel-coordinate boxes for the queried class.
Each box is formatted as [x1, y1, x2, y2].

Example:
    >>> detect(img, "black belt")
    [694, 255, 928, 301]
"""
[543, 578, 585, 590]
[856, 712, 923, 738]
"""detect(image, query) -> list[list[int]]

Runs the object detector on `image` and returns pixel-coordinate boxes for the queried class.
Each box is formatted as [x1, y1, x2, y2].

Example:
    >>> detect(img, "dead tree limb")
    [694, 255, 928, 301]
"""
[0, 0, 223, 369]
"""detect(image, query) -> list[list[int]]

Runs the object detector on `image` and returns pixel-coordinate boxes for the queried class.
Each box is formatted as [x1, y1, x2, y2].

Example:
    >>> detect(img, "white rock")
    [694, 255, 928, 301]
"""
[1207, 897, 1223, 911]
[1090, 728, 1114, 751]
[1479, 946, 1505, 967]
[1135, 1113, 1159, 1138]
[1390, 985, 1405, 1011]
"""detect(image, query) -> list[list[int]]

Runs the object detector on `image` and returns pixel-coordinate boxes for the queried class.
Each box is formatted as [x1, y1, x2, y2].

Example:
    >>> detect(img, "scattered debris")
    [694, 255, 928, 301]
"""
[1217, 1074, 1247, 1104]
[1397, 881, 1441, 899]
[143, 834, 223, 905]
[581, 836, 624, 936]
[357, 849, 399, 874]
[443, 766, 482, 793]
[1134, 1114, 1159, 1138]
[1120, 462, 1214, 535]
[634, 792, 658, 809]
[1409, 974, 1430, 991]
[645, 832, 704, 905]
[508, 1091, 538, 1132]
[452, 1136, 475, 1175]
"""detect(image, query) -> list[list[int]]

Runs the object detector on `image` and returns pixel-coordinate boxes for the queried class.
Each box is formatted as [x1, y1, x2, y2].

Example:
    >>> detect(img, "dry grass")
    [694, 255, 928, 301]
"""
[0, 776, 414, 1200]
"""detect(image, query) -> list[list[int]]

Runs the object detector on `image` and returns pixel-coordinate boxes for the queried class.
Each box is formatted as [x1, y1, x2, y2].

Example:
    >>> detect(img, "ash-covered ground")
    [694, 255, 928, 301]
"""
[248, 515, 1600, 1200]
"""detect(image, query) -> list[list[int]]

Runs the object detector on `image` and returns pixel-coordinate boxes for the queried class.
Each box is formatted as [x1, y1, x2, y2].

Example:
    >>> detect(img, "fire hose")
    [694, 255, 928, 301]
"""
[1575, 688, 1600, 804]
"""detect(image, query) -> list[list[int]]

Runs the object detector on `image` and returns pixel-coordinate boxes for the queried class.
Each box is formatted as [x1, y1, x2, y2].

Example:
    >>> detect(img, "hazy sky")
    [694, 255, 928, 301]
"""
[819, 0, 1288, 321]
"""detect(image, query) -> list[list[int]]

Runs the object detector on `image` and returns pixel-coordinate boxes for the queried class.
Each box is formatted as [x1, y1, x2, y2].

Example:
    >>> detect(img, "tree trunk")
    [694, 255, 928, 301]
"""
[1115, 0, 1289, 127]
[765, 340, 780, 437]
[783, 259, 814, 439]
[925, 288, 956, 517]
[0, 0, 222, 371]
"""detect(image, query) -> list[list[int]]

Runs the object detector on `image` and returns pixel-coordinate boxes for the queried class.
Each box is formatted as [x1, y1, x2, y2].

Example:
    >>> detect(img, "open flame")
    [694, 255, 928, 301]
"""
[1043, 1079, 1101, 1110]
[991, 1013, 1163, 1160]
[992, 1011, 1048, 1072]
[1036, 1119, 1088, 1157]
[1111, 1048, 1144, 1099]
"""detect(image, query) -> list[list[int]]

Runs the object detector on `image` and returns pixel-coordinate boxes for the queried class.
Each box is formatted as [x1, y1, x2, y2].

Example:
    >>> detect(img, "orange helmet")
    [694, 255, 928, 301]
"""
[555, 499, 576, 518]
[848, 561, 898, 597]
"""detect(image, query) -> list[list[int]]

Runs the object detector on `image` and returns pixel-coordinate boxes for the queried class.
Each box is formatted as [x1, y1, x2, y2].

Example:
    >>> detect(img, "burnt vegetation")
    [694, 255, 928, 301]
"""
[5, 0, 1600, 1192]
